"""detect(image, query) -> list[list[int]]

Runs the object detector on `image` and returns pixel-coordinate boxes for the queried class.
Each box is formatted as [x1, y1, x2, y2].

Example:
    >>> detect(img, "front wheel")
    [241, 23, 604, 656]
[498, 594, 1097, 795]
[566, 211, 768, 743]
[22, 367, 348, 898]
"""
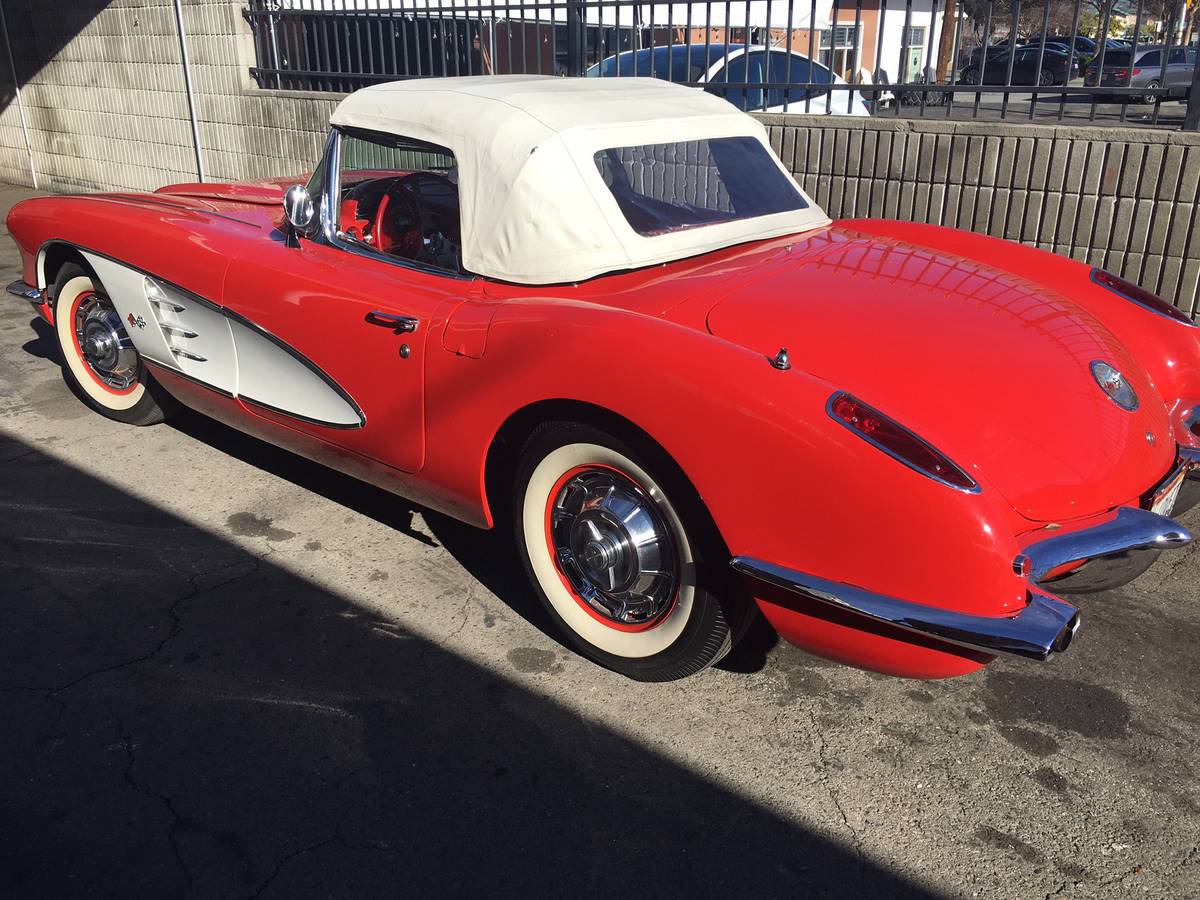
[53, 263, 171, 426]
[514, 421, 747, 681]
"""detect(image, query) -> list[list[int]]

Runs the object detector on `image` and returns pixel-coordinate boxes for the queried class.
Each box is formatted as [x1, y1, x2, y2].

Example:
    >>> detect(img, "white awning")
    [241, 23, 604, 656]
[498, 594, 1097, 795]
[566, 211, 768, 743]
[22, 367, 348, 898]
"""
[278, 1, 832, 31]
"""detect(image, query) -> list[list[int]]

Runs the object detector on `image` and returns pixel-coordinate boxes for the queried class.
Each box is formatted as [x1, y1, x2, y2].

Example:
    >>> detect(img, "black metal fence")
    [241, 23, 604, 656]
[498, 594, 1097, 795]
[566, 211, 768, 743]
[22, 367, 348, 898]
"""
[245, 0, 1200, 129]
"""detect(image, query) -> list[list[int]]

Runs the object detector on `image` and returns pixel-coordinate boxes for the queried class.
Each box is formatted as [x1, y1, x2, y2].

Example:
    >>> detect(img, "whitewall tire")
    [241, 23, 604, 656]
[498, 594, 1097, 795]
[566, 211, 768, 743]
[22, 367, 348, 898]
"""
[52, 263, 169, 426]
[514, 421, 746, 681]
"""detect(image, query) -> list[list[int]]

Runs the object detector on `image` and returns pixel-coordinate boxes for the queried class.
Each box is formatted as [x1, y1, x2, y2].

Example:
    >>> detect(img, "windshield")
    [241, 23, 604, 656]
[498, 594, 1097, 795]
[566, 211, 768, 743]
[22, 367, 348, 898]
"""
[594, 136, 806, 237]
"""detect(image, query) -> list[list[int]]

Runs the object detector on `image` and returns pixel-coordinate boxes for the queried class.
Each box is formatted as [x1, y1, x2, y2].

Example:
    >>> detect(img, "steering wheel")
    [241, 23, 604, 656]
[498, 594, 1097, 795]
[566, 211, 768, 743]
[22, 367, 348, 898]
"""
[373, 172, 457, 265]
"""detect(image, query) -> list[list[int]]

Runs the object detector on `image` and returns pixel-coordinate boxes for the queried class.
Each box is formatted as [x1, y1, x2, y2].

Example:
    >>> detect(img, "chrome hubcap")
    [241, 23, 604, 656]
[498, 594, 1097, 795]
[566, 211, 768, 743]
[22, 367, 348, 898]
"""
[549, 468, 679, 627]
[74, 294, 138, 390]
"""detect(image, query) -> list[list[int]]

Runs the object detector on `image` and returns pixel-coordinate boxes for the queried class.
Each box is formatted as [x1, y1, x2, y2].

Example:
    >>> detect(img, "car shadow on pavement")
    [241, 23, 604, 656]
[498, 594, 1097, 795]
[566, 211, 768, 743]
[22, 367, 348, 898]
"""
[167, 403, 781, 676]
[19, 317, 781, 679]
[21, 316, 57, 362]
[0, 435, 942, 899]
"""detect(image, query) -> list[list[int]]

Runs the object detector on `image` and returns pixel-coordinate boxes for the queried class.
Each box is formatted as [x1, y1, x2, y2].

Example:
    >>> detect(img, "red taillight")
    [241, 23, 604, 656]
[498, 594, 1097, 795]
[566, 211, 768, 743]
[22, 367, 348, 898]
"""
[1131, 68, 1142, 76]
[1091, 268, 1196, 327]
[828, 393, 979, 491]
[1113, 69, 1128, 78]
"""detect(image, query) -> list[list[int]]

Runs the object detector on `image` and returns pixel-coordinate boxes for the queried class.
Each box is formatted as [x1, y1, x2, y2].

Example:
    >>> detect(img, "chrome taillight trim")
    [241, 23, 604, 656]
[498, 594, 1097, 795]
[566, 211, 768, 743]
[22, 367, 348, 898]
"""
[826, 391, 980, 494]
[730, 557, 1078, 661]
[1089, 268, 1197, 328]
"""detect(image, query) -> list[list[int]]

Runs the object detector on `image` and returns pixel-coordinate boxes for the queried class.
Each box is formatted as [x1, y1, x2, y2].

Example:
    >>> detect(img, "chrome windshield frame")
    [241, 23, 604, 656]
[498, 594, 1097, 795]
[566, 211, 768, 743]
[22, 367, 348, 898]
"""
[312, 127, 474, 283]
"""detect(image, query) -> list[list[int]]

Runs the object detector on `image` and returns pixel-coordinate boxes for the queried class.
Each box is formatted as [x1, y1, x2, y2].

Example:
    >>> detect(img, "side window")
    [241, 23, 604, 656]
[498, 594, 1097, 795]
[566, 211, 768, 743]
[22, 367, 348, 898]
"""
[743, 52, 768, 110]
[333, 129, 461, 274]
[1167, 48, 1187, 65]
[712, 53, 767, 110]
[711, 56, 739, 108]
[764, 52, 831, 107]
[1138, 50, 1161, 68]
[767, 51, 800, 107]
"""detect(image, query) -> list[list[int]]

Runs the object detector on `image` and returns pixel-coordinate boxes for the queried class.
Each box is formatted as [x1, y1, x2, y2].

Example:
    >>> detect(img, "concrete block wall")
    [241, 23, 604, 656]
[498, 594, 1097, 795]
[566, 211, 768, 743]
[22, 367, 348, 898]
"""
[0, 0, 1196, 312]
[762, 115, 1200, 314]
[0, 0, 334, 191]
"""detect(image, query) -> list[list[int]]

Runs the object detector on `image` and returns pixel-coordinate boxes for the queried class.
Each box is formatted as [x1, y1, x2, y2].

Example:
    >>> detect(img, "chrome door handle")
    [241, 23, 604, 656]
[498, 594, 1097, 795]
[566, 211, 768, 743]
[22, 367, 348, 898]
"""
[365, 311, 419, 333]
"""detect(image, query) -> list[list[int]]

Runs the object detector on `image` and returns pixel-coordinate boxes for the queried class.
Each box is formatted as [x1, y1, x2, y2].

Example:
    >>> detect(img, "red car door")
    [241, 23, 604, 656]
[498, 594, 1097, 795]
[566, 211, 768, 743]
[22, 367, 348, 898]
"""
[222, 232, 479, 474]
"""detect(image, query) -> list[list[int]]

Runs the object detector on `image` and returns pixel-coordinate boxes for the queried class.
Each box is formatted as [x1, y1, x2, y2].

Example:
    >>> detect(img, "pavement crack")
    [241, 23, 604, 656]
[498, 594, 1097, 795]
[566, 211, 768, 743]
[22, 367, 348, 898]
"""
[118, 717, 194, 894]
[804, 706, 865, 888]
[246, 835, 339, 900]
[4, 556, 265, 733]
[446, 580, 479, 639]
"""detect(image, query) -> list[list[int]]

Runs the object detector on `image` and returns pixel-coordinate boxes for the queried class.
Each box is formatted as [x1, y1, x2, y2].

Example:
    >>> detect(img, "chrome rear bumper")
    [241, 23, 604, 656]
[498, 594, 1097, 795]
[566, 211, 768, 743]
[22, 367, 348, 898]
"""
[730, 558, 1080, 661]
[1017, 455, 1197, 593]
[1174, 447, 1200, 516]
[1018, 506, 1192, 593]
[732, 493, 1194, 661]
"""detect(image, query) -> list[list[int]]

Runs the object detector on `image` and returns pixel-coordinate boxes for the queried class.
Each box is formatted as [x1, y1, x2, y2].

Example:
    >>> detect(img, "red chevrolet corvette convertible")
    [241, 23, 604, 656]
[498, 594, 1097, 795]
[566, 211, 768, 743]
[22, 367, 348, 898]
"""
[7, 76, 1198, 681]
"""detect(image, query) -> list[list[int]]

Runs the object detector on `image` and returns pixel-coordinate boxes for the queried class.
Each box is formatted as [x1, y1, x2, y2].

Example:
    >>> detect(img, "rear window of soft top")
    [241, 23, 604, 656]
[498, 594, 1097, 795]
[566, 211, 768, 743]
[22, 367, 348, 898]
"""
[593, 136, 806, 237]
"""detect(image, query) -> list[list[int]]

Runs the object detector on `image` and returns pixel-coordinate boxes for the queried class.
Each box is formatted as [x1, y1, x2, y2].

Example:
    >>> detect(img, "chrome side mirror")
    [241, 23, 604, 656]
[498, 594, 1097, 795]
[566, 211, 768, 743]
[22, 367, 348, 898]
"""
[282, 184, 314, 247]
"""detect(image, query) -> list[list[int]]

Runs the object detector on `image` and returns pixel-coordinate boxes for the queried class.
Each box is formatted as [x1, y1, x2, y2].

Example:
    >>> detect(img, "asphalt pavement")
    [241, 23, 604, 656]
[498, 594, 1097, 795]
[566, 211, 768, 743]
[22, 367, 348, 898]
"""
[1, 183, 1197, 899]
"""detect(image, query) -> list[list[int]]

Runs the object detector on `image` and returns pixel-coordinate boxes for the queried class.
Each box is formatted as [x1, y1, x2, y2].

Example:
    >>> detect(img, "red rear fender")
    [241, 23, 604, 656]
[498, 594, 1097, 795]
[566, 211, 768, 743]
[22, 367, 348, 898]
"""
[424, 299, 1029, 611]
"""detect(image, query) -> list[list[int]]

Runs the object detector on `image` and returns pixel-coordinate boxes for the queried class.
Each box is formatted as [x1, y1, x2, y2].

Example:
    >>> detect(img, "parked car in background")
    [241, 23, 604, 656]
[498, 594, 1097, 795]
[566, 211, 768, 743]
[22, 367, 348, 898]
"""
[586, 44, 871, 116]
[961, 45, 1080, 85]
[1084, 45, 1197, 103]
[1054, 34, 1098, 60]
[1020, 39, 1077, 63]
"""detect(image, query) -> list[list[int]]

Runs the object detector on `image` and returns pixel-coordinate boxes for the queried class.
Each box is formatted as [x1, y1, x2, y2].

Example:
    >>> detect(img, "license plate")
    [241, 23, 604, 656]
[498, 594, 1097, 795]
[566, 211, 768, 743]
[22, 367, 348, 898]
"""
[1151, 467, 1187, 516]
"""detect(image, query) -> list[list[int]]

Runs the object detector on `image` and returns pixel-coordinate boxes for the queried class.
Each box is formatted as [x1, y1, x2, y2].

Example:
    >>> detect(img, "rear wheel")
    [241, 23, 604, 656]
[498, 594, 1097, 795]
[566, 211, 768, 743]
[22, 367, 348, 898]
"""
[53, 263, 170, 425]
[1038, 69, 1055, 86]
[514, 421, 748, 681]
[1138, 80, 1160, 105]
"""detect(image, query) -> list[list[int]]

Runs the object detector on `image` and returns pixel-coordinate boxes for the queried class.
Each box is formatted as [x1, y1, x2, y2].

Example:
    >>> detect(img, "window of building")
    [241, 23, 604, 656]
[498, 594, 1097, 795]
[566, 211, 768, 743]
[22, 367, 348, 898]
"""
[819, 24, 861, 80]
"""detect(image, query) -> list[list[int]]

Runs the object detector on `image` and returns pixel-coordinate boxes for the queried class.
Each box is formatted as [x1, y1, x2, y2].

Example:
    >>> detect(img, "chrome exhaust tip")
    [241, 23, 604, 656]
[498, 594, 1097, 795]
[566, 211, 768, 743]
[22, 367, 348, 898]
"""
[1053, 613, 1081, 654]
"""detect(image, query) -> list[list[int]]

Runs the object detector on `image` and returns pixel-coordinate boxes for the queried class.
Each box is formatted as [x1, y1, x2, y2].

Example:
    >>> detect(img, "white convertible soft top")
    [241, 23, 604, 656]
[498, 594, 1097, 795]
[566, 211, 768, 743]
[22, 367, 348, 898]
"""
[329, 76, 829, 284]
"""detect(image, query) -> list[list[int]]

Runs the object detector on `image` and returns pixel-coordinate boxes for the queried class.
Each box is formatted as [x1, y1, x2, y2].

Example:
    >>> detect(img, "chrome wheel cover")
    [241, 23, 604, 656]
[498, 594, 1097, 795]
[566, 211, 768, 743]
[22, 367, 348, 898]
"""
[549, 468, 679, 627]
[74, 294, 139, 390]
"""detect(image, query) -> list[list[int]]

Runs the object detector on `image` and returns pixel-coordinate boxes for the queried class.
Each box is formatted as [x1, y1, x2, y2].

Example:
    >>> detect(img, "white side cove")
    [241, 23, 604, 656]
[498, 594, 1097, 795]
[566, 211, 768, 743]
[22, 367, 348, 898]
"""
[80, 251, 362, 428]
[228, 317, 363, 426]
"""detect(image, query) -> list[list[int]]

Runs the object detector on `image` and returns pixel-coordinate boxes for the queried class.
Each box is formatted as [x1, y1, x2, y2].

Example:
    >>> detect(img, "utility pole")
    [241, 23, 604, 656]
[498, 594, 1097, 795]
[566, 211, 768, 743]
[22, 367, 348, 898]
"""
[173, 0, 204, 181]
[0, 0, 36, 188]
[1184, 50, 1200, 130]
[936, 0, 958, 83]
